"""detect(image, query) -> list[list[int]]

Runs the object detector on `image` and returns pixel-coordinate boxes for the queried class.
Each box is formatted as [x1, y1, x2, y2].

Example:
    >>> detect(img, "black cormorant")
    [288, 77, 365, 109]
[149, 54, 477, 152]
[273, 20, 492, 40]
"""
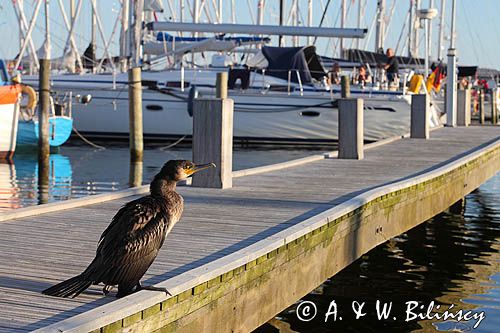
[42, 160, 215, 298]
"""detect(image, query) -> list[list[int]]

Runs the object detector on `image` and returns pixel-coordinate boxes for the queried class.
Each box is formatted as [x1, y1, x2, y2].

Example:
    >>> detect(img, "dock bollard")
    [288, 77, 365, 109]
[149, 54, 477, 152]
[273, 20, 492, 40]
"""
[478, 90, 485, 124]
[341, 75, 350, 98]
[192, 74, 233, 189]
[457, 89, 471, 126]
[491, 88, 498, 125]
[338, 98, 364, 159]
[410, 94, 429, 139]
[216, 72, 228, 99]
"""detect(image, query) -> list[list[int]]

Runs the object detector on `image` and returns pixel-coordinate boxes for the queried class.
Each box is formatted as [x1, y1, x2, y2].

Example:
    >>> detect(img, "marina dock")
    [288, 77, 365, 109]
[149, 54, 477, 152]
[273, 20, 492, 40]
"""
[0, 125, 498, 332]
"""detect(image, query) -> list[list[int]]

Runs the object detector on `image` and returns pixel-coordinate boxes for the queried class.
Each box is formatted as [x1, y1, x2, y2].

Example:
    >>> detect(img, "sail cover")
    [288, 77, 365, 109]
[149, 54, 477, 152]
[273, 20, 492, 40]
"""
[261, 46, 326, 84]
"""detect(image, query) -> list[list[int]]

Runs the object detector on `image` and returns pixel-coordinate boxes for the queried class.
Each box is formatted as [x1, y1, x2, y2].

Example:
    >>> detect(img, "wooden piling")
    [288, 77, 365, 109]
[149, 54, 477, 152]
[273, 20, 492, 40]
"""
[341, 75, 350, 98]
[478, 90, 485, 124]
[38, 59, 50, 161]
[192, 98, 234, 188]
[457, 89, 471, 126]
[128, 67, 143, 162]
[338, 98, 364, 159]
[216, 72, 228, 99]
[38, 59, 50, 204]
[410, 94, 430, 139]
[491, 88, 498, 125]
[129, 161, 143, 188]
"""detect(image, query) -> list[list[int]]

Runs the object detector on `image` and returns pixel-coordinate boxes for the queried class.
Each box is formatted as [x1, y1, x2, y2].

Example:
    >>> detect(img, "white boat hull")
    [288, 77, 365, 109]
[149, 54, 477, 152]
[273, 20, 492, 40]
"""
[0, 91, 19, 158]
[23, 70, 431, 144]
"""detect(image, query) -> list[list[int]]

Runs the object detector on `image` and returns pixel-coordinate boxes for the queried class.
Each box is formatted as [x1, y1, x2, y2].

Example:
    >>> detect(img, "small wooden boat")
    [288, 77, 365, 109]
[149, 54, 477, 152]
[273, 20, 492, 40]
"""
[0, 60, 21, 159]
[17, 88, 73, 148]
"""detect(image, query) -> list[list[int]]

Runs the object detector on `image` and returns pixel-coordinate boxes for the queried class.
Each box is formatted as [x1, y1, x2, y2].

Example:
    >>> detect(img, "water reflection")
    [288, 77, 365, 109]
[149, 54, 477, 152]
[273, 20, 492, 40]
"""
[257, 174, 499, 333]
[0, 154, 72, 211]
[0, 161, 20, 210]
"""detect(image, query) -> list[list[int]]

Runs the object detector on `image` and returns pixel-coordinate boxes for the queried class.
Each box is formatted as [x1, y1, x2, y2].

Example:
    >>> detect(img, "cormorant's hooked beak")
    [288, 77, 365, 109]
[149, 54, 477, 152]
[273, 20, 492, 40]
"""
[187, 162, 216, 176]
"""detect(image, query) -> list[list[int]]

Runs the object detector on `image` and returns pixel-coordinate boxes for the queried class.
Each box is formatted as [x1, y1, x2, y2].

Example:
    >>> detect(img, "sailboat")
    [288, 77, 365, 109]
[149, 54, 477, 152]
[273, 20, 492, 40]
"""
[16, 0, 447, 145]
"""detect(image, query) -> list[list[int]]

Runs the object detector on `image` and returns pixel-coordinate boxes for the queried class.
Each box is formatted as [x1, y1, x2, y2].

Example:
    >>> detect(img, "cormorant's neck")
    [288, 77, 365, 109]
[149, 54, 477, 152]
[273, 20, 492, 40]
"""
[150, 178, 177, 197]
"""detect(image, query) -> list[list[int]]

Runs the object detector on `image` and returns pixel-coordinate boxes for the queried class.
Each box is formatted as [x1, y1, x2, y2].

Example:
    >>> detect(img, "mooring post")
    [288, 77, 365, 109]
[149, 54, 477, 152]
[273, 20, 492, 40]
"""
[338, 98, 364, 159]
[129, 161, 143, 188]
[192, 72, 233, 188]
[478, 90, 485, 124]
[457, 89, 471, 126]
[38, 58, 50, 204]
[341, 75, 350, 98]
[491, 88, 498, 125]
[38, 59, 50, 160]
[216, 72, 228, 99]
[410, 94, 430, 139]
[128, 67, 143, 162]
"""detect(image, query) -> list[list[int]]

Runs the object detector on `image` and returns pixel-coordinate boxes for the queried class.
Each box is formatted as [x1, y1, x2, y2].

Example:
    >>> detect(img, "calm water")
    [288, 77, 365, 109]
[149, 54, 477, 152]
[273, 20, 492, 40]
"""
[0, 143, 329, 210]
[256, 173, 499, 333]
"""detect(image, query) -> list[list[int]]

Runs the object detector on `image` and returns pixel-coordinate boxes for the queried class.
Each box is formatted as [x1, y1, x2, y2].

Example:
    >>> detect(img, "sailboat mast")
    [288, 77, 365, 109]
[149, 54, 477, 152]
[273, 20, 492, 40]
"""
[218, 0, 222, 23]
[355, 0, 363, 50]
[131, 0, 144, 67]
[428, 0, 434, 60]
[44, 0, 51, 60]
[69, 0, 75, 72]
[192, 0, 199, 65]
[278, 0, 284, 46]
[408, 0, 413, 57]
[257, 0, 264, 25]
[375, 0, 386, 52]
[449, 0, 456, 49]
[292, 0, 298, 46]
[446, 0, 457, 126]
[412, 0, 421, 58]
[120, 0, 130, 72]
[437, 0, 446, 61]
[340, 0, 346, 57]
[91, 0, 97, 72]
[307, 0, 313, 45]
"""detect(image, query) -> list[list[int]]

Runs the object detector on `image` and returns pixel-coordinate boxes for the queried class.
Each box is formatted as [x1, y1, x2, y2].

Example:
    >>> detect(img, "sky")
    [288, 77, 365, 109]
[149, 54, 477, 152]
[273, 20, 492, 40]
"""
[0, 0, 499, 70]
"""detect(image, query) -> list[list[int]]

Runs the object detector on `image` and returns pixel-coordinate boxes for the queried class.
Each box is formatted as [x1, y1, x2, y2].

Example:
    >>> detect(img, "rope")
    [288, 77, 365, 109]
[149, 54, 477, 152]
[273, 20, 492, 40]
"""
[159, 135, 187, 151]
[72, 126, 106, 150]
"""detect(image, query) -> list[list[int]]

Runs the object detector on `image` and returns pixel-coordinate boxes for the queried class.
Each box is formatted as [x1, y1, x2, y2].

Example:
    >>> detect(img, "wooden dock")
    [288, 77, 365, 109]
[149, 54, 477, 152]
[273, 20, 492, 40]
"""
[0, 126, 498, 333]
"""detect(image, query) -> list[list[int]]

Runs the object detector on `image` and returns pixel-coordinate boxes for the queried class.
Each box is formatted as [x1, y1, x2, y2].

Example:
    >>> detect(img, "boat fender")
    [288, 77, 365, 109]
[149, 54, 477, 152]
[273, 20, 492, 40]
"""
[408, 75, 424, 94]
[20, 84, 37, 111]
[187, 85, 201, 117]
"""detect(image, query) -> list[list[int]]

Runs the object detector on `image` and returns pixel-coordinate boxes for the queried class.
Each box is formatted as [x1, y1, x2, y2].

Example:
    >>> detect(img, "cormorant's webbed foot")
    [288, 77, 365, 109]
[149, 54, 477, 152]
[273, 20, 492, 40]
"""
[139, 285, 172, 296]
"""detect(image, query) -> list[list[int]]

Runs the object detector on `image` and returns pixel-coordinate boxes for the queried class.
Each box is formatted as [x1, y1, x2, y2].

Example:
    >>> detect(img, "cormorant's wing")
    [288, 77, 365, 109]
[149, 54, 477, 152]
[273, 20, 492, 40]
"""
[84, 196, 171, 284]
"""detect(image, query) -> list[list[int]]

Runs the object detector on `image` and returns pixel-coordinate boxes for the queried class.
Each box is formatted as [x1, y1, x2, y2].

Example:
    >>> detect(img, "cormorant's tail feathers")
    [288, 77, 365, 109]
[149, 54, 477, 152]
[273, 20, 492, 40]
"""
[42, 275, 92, 298]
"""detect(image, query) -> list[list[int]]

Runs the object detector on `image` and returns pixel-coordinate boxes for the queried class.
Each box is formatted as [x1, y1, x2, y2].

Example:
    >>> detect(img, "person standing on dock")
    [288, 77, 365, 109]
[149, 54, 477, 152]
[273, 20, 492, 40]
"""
[383, 48, 399, 84]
